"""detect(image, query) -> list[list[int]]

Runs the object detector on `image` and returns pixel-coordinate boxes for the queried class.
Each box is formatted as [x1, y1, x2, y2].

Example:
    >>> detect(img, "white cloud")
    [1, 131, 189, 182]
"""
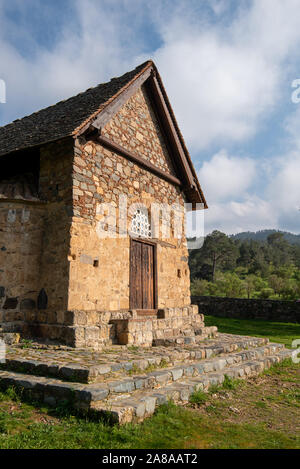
[0, 0, 300, 234]
[0, 0, 146, 124]
[198, 106, 300, 235]
[198, 150, 256, 202]
[154, 35, 276, 150]
[1, 0, 300, 146]
[209, 0, 229, 16]
[203, 196, 277, 235]
[152, 0, 300, 151]
[196, 150, 276, 235]
[266, 155, 300, 233]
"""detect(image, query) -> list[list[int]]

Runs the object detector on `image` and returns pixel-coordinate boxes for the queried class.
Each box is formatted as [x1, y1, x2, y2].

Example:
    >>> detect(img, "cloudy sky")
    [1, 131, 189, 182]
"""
[0, 0, 300, 235]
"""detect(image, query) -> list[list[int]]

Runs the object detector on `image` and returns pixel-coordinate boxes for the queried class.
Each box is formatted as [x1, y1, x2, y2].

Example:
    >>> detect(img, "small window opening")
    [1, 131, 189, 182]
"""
[130, 208, 151, 238]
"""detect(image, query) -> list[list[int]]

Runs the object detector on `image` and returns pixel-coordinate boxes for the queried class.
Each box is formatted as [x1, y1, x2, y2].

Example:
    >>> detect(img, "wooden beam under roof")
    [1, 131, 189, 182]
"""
[96, 135, 182, 187]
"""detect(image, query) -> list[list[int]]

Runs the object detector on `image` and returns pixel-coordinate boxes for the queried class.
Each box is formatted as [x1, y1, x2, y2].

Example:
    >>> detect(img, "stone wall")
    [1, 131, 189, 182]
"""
[0, 86, 199, 348]
[0, 138, 74, 334]
[102, 86, 176, 174]
[0, 201, 46, 329]
[37, 138, 74, 311]
[192, 296, 300, 323]
[68, 83, 191, 314]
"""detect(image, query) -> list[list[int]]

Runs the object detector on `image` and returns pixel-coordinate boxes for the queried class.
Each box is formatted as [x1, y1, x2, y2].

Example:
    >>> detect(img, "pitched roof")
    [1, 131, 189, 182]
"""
[0, 61, 150, 158]
[0, 60, 207, 208]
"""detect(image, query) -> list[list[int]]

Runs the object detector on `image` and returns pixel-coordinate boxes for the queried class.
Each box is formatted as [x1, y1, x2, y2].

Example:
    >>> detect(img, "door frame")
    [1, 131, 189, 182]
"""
[129, 237, 158, 310]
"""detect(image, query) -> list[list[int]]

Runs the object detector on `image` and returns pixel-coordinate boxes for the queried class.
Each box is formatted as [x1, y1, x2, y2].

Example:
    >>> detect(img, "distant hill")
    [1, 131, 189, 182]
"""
[230, 230, 300, 245]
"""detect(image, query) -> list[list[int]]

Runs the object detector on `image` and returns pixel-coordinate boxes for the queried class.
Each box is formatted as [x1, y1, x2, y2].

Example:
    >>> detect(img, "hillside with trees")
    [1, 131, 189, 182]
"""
[231, 229, 300, 245]
[189, 231, 300, 300]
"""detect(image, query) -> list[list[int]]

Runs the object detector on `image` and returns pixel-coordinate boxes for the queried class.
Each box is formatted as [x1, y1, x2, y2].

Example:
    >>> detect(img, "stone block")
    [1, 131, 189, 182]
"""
[44, 395, 57, 407]
[20, 299, 36, 310]
[0, 332, 20, 345]
[64, 326, 85, 347]
[171, 368, 183, 381]
[109, 380, 135, 393]
[25, 311, 37, 322]
[140, 396, 156, 414]
[85, 326, 100, 344]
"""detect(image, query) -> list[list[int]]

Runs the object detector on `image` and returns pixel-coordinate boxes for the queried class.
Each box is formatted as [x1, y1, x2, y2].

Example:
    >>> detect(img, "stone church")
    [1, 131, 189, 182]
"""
[0, 60, 215, 349]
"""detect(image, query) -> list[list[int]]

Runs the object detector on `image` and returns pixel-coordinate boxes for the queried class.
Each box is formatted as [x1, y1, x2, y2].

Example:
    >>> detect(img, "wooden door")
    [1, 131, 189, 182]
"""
[130, 239, 155, 310]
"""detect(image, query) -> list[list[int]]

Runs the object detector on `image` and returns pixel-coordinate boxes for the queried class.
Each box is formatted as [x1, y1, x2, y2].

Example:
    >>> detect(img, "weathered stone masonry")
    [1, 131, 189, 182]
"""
[0, 138, 74, 339]
[70, 85, 191, 313]
[0, 60, 210, 349]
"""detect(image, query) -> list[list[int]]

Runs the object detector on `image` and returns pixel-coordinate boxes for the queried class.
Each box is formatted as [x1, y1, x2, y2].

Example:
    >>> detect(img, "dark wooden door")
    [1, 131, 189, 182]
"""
[130, 240, 155, 310]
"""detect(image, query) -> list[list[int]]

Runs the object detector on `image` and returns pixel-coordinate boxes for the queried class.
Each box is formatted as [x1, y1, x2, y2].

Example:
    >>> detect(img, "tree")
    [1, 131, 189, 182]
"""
[190, 279, 210, 296]
[244, 274, 256, 299]
[267, 232, 292, 267]
[201, 231, 237, 282]
[269, 274, 285, 297]
[216, 272, 246, 298]
[189, 229, 300, 301]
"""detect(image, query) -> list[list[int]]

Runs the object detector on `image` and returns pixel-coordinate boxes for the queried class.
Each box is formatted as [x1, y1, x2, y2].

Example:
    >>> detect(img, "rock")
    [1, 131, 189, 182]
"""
[109, 379, 135, 393]
[0, 332, 20, 345]
[171, 368, 183, 381]
[229, 406, 240, 414]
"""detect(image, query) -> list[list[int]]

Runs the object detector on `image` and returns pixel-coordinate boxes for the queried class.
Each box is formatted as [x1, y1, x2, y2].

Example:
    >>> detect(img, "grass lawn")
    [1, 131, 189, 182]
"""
[204, 315, 300, 348]
[0, 360, 298, 449]
[0, 318, 298, 449]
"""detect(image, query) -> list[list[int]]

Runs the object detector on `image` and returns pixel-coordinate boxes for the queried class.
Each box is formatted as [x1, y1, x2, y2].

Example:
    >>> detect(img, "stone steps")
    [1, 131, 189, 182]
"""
[0, 339, 291, 424]
[98, 343, 285, 394]
[2, 335, 269, 383]
[92, 349, 293, 424]
[153, 326, 218, 346]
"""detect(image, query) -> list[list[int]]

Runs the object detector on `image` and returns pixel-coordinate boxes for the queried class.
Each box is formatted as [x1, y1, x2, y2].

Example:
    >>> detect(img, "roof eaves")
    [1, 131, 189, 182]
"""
[73, 60, 154, 137]
[153, 65, 208, 209]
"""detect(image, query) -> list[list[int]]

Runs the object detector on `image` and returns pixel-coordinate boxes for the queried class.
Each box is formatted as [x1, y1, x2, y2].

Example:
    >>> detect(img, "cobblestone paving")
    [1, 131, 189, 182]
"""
[3, 333, 268, 383]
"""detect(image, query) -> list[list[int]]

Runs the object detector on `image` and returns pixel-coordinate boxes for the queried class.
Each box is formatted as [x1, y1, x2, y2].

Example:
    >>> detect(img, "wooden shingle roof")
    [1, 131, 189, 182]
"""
[0, 61, 149, 158]
[0, 60, 207, 208]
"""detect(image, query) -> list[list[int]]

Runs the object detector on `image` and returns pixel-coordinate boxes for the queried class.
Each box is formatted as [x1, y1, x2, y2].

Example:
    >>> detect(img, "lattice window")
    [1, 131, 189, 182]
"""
[131, 209, 151, 238]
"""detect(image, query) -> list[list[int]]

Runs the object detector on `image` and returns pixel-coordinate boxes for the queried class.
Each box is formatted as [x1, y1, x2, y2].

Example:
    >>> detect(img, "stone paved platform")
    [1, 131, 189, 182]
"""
[3, 333, 266, 382]
[0, 333, 294, 424]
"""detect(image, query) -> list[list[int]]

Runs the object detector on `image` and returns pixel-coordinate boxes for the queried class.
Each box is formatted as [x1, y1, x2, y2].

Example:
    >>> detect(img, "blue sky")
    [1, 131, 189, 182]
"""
[0, 0, 300, 235]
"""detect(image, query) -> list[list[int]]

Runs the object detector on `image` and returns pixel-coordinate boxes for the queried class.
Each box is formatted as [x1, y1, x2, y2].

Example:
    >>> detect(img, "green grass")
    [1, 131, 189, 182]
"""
[0, 318, 298, 449]
[0, 360, 298, 449]
[189, 389, 209, 405]
[222, 374, 243, 391]
[204, 315, 300, 347]
[188, 377, 242, 406]
[0, 393, 298, 449]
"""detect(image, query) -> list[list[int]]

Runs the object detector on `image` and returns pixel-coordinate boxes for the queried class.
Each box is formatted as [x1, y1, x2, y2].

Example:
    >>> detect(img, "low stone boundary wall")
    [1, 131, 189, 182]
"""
[191, 296, 300, 323]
